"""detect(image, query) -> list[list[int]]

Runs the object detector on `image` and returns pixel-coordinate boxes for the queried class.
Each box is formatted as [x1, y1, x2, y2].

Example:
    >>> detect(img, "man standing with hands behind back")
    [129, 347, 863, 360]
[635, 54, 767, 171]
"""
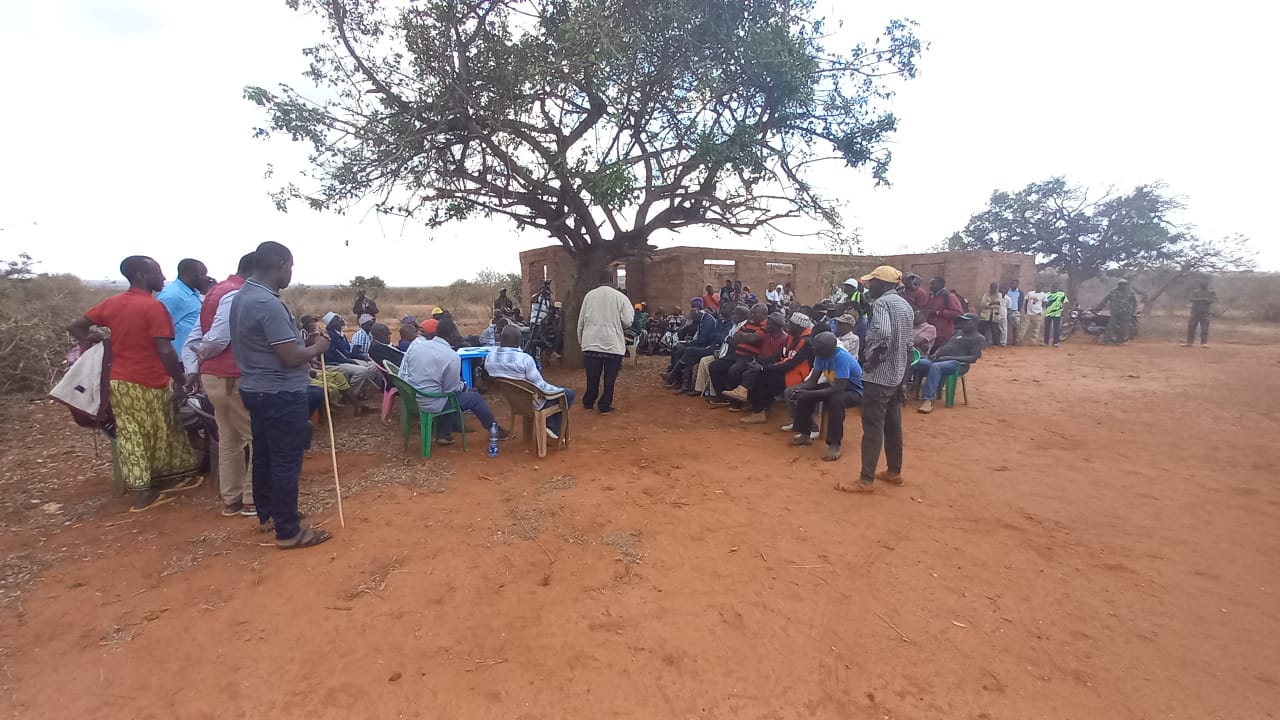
[837, 265, 914, 495]
[230, 241, 332, 549]
[577, 269, 635, 415]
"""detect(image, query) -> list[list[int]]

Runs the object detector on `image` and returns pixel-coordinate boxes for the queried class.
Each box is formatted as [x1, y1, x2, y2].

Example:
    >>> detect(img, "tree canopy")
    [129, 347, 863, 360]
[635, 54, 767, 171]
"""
[348, 274, 387, 291]
[947, 178, 1186, 296]
[246, 0, 921, 291]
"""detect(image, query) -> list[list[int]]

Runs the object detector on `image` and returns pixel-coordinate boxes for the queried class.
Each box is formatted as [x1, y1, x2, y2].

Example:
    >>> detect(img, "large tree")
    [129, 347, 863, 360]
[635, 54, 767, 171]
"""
[244, 0, 923, 361]
[948, 178, 1184, 299]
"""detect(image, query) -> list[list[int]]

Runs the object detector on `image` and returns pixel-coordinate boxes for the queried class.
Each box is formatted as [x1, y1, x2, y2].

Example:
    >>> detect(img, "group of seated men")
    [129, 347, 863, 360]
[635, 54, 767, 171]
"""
[655, 276, 987, 459]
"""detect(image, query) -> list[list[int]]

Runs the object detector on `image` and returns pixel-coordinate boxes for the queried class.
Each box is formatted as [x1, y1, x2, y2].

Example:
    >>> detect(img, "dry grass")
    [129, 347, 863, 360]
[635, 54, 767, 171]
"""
[538, 474, 577, 493]
[603, 530, 645, 564]
[345, 553, 405, 600]
[297, 457, 452, 516]
[280, 283, 502, 334]
[0, 274, 111, 402]
[160, 531, 233, 577]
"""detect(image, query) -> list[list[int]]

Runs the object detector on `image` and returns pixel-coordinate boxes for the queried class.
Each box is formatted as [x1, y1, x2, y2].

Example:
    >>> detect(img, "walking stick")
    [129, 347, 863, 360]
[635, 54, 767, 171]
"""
[317, 355, 346, 528]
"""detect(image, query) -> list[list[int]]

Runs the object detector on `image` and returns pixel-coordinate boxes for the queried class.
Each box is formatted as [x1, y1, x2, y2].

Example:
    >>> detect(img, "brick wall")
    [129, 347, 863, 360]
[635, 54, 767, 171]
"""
[519, 245, 1036, 313]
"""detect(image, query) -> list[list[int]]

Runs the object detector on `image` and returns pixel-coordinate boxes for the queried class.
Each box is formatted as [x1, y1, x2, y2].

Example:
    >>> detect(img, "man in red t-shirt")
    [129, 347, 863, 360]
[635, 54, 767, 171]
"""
[70, 256, 196, 512]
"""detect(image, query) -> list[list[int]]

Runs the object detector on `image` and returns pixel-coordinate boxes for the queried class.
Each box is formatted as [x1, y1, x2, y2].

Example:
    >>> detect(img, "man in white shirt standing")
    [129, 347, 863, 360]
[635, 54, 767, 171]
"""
[1020, 287, 1046, 345]
[485, 326, 574, 438]
[1006, 280, 1023, 346]
[576, 269, 635, 415]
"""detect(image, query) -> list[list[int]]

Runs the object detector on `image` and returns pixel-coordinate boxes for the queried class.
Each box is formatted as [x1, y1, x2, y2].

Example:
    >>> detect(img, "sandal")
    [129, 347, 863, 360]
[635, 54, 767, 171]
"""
[129, 490, 177, 513]
[158, 475, 205, 494]
[276, 527, 332, 550]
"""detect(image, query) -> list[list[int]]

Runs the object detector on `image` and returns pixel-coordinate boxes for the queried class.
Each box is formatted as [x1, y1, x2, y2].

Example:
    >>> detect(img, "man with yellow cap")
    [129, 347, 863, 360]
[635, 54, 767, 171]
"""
[835, 265, 914, 494]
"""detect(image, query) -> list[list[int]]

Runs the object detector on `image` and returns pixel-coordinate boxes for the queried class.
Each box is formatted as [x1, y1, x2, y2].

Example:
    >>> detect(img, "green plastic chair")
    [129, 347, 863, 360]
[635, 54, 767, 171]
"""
[385, 373, 466, 458]
[943, 362, 970, 408]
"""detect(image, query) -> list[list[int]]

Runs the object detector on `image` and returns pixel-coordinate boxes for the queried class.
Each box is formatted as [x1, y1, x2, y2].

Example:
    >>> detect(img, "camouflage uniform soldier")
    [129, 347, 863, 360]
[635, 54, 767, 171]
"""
[1099, 279, 1138, 344]
[1184, 280, 1216, 347]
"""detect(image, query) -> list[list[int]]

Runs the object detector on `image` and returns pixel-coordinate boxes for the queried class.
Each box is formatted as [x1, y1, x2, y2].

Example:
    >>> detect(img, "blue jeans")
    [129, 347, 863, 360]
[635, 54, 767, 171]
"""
[546, 388, 575, 434]
[239, 389, 310, 541]
[422, 389, 497, 436]
[913, 359, 961, 401]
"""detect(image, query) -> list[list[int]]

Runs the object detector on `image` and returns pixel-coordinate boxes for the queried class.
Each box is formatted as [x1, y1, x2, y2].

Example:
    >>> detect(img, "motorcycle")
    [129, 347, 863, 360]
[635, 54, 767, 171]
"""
[1061, 308, 1141, 342]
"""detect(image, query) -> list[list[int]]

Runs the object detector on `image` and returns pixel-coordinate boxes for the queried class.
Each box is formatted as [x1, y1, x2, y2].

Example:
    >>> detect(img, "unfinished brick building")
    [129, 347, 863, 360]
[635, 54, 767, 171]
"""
[520, 245, 1036, 312]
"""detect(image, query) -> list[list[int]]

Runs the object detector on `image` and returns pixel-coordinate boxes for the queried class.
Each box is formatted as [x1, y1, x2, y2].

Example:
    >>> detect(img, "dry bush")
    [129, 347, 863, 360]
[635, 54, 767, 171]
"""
[281, 283, 506, 333]
[0, 274, 112, 400]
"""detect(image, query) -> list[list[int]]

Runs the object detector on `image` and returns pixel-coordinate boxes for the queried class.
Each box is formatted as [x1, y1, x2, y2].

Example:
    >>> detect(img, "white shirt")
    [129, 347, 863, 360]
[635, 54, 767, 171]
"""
[484, 346, 566, 408]
[1001, 294, 1012, 319]
[181, 289, 238, 374]
[577, 285, 635, 355]
[1024, 292, 1045, 316]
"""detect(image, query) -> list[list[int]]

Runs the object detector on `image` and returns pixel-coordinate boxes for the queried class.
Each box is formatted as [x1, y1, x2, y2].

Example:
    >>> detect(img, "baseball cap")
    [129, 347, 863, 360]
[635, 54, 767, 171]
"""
[860, 265, 902, 284]
[835, 313, 857, 326]
[401, 315, 418, 327]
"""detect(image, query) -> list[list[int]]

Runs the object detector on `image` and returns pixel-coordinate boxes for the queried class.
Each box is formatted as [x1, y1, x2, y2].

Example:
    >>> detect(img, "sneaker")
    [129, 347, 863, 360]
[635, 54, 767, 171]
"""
[780, 423, 794, 432]
[1181, 342, 1192, 347]
[739, 412, 767, 425]
[918, 399, 934, 414]
[221, 500, 244, 517]
[810, 430, 821, 440]
[1201, 344, 1210, 349]
[546, 426, 559, 440]
[240, 502, 258, 517]
[791, 435, 813, 447]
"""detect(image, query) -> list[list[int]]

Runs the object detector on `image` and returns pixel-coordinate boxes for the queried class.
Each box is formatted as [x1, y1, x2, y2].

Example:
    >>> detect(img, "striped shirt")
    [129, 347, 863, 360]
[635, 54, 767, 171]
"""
[862, 289, 915, 387]
[350, 328, 373, 357]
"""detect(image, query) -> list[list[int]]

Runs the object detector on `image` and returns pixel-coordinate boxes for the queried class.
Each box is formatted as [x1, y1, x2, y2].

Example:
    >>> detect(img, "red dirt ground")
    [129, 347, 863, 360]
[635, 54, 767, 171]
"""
[3, 341, 1279, 719]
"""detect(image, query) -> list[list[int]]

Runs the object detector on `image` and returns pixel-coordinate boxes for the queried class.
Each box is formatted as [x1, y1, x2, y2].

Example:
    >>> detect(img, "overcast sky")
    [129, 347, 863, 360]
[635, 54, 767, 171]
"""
[1, 0, 1275, 286]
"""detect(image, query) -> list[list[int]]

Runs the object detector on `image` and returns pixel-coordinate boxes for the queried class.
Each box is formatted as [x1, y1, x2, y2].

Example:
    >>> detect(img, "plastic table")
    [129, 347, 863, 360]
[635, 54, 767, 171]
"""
[456, 346, 492, 388]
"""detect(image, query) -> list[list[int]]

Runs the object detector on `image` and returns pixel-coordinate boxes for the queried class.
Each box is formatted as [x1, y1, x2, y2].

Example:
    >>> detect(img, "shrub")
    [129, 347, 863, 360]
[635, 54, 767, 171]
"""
[0, 273, 112, 398]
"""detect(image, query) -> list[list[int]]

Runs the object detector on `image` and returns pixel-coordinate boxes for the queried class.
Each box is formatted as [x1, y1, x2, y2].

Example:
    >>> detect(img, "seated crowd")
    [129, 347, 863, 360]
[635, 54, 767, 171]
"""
[640, 269, 990, 464]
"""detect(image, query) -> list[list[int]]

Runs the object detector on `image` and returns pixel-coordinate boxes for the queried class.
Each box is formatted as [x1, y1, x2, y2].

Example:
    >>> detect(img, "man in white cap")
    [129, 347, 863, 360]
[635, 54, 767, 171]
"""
[350, 313, 376, 360]
[836, 265, 913, 494]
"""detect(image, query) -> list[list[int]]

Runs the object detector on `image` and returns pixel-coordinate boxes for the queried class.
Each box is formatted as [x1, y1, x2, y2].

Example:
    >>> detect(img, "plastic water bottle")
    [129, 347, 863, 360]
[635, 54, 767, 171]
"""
[488, 422, 500, 458]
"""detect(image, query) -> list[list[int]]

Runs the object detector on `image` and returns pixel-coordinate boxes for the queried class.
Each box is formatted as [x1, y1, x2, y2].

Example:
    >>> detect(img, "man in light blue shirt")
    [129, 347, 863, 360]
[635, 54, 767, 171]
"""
[1005, 280, 1023, 346]
[399, 319, 510, 443]
[485, 326, 575, 438]
[157, 258, 211, 354]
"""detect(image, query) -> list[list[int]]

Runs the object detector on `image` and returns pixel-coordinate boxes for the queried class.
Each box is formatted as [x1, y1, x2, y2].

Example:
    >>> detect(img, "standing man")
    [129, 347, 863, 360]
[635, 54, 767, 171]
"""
[1097, 279, 1138, 345]
[923, 276, 963, 345]
[702, 284, 721, 312]
[1006, 280, 1022, 345]
[901, 273, 929, 311]
[493, 288, 515, 318]
[157, 258, 212, 354]
[577, 269, 635, 415]
[838, 265, 913, 494]
[1043, 284, 1069, 348]
[979, 282, 1003, 346]
[69, 256, 198, 512]
[230, 241, 332, 549]
[1185, 279, 1216, 347]
[182, 251, 257, 517]
[1020, 286, 1046, 345]
[352, 288, 379, 318]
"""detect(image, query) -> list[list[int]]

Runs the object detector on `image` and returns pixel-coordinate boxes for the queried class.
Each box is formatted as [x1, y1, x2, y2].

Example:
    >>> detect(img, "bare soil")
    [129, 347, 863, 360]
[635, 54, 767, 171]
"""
[2, 340, 1279, 719]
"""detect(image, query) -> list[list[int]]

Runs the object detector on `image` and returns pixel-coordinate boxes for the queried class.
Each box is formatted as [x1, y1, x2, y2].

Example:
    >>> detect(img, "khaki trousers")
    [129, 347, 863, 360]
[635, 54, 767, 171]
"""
[1020, 313, 1044, 345]
[203, 375, 252, 505]
[694, 355, 716, 393]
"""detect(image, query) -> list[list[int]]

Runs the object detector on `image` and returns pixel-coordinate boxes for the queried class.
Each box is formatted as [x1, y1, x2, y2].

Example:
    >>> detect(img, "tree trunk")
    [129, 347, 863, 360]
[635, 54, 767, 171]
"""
[560, 249, 616, 370]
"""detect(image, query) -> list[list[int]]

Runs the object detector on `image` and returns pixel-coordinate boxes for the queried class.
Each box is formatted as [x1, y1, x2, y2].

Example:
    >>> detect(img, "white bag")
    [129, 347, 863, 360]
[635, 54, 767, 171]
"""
[49, 342, 106, 416]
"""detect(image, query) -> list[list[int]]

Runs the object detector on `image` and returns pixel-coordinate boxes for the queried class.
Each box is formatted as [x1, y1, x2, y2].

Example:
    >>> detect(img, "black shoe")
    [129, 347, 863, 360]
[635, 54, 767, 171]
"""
[598, 407, 614, 416]
[708, 396, 731, 407]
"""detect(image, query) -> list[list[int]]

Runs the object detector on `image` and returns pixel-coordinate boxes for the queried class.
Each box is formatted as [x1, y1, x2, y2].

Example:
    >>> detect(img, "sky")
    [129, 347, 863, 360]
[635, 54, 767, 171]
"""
[1, 0, 1276, 286]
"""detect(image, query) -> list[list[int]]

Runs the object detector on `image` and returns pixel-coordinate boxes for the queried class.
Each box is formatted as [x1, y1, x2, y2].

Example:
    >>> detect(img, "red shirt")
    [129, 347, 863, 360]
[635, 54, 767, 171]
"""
[85, 289, 174, 388]
[702, 293, 721, 311]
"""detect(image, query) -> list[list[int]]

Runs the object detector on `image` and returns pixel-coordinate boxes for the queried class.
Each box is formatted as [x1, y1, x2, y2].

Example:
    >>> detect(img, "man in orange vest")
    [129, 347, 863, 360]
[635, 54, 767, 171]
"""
[182, 252, 257, 517]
